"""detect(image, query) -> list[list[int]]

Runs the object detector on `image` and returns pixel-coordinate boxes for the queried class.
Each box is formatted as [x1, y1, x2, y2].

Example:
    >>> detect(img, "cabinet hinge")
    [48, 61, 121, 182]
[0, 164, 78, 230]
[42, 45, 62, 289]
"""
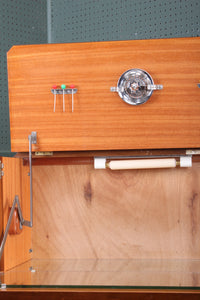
[0, 160, 4, 179]
[186, 149, 200, 155]
[35, 151, 53, 156]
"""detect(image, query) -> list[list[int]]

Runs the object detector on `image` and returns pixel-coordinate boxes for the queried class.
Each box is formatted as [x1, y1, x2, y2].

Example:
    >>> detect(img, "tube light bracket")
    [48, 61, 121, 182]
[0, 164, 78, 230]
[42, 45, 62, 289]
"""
[94, 156, 192, 170]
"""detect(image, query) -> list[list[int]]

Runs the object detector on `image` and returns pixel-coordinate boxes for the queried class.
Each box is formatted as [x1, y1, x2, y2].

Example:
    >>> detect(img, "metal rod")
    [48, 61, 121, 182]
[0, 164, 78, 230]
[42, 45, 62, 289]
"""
[29, 133, 33, 227]
[71, 89, 74, 112]
[15, 196, 25, 225]
[0, 196, 18, 261]
[63, 90, 65, 112]
[0, 132, 37, 262]
[53, 91, 56, 112]
[26, 132, 36, 227]
[51, 88, 78, 95]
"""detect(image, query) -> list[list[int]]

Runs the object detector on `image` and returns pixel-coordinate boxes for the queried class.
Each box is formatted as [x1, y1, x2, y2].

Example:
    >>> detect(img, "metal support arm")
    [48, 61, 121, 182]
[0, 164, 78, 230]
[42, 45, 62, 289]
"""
[0, 196, 23, 261]
[0, 132, 37, 261]
[26, 131, 37, 227]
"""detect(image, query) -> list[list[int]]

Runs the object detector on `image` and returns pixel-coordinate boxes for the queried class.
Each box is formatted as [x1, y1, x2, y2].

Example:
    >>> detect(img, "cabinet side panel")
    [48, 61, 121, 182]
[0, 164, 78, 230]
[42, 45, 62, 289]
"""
[32, 163, 200, 260]
[2, 157, 31, 271]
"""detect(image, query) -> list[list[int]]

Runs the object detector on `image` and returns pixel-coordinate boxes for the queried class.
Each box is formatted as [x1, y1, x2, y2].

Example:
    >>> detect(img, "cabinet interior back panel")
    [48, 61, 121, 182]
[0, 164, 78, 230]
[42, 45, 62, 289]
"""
[7, 37, 200, 152]
[32, 163, 200, 260]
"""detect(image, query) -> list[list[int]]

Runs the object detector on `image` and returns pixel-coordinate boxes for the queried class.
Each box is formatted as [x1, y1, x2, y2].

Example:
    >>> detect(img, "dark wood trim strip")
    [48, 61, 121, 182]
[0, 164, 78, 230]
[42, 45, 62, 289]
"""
[1, 288, 200, 300]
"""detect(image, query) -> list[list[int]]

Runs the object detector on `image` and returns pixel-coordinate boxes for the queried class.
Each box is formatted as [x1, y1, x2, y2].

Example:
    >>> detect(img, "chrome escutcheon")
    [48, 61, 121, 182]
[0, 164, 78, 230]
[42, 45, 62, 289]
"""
[111, 69, 163, 105]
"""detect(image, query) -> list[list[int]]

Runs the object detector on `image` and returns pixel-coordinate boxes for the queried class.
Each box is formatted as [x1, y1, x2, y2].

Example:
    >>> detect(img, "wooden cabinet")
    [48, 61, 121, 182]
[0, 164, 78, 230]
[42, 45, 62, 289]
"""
[1, 37, 200, 298]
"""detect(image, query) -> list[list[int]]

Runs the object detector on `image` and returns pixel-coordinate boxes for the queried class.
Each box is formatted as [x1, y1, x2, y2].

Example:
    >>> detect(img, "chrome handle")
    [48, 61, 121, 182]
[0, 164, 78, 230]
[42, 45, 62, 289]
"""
[111, 84, 163, 92]
[147, 84, 163, 90]
[110, 69, 163, 105]
[110, 87, 119, 92]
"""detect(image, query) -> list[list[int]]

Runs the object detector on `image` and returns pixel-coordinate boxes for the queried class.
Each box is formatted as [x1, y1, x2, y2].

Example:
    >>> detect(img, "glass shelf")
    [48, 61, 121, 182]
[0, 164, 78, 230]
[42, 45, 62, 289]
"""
[1, 259, 200, 289]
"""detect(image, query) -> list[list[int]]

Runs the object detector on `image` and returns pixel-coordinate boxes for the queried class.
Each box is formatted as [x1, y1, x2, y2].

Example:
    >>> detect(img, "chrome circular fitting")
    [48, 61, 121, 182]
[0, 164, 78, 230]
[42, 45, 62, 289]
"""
[111, 69, 163, 105]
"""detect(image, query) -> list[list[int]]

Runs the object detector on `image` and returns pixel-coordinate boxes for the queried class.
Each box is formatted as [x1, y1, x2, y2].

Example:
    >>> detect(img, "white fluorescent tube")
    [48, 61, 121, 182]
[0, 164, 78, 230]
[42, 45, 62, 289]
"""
[107, 158, 177, 170]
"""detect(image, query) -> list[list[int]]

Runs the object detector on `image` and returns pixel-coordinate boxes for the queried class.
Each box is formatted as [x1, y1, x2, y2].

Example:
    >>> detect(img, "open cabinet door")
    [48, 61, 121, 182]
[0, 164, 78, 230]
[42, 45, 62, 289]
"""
[0, 157, 3, 271]
[0, 156, 31, 271]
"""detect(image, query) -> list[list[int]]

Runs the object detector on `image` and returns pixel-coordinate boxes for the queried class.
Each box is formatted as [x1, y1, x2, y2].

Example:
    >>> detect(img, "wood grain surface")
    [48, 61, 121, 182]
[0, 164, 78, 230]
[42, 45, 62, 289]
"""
[1, 157, 31, 271]
[1, 289, 200, 300]
[32, 163, 200, 260]
[7, 37, 200, 152]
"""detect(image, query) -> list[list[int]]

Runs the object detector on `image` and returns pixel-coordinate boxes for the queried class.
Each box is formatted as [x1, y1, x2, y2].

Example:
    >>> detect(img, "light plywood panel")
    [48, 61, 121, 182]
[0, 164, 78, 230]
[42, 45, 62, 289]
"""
[32, 163, 200, 260]
[1, 157, 31, 271]
[7, 37, 200, 152]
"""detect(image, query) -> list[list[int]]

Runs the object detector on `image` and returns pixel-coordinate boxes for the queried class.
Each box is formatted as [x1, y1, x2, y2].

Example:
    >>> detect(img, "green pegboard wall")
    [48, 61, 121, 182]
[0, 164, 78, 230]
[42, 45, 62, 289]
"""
[50, 0, 200, 43]
[0, 0, 47, 155]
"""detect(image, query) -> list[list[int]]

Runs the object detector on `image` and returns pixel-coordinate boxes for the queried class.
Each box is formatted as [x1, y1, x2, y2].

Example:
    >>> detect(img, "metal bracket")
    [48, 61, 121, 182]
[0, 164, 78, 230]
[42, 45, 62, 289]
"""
[186, 149, 200, 155]
[0, 160, 4, 179]
[51, 88, 77, 95]
[0, 132, 37, 261]
[51, 88, 77, 113]
[25, 131, 37, 227]
[35, 151, 53, 156]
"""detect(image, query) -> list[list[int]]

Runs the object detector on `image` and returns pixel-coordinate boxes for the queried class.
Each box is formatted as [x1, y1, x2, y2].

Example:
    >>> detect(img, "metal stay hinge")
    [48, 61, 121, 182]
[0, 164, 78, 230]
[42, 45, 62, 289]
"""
[0, 160, 4, 179]
[0, 131, 37, 262]
[35, 151, 53, 156]
[1, 283, 6, 289]
[186, 149, 200, 155]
